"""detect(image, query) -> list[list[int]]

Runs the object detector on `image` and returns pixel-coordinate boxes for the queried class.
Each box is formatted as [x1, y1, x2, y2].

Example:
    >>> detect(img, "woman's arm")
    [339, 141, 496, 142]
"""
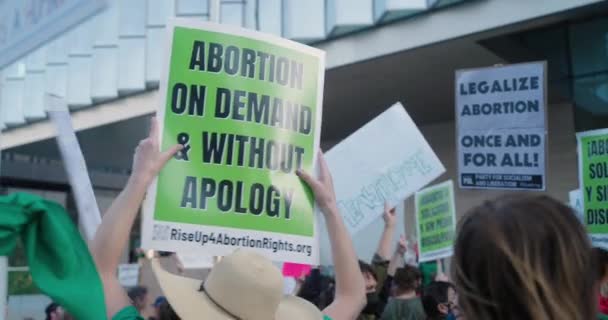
[387, 236, 407, 277]
[297, 153, 366, 320]
[90, 118, 181, 318]
[376, 204, 397, 260]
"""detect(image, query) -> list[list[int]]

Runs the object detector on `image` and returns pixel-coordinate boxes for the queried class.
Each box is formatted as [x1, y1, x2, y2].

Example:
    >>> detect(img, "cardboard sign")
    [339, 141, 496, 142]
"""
[319, 103, 444, 265]
[118, 264, 140, 288]
[577, 129, 608, 249]
[415, 180, 456, 262]
[456, 62, 547, 190]
[142, 19, 325, 264]
[325, 103, 444, 235]
[47, 94, 101, 241]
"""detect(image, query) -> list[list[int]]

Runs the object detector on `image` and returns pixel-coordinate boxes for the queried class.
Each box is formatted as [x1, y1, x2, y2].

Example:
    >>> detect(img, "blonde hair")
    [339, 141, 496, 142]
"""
[452, 195, 594, 320]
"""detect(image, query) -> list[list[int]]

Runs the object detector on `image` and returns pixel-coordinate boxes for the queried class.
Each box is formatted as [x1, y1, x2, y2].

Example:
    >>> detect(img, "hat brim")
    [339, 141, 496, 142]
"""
[276, 295, 324, 320]
[151, 259, 234, 320]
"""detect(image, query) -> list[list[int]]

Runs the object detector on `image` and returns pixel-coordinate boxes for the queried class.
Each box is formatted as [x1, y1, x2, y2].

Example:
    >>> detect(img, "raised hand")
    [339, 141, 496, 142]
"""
[131, 117, 182, 186]
[296, 152, 337, 214]
[397, 235, 407, 255]
[383, 202, 397, 229]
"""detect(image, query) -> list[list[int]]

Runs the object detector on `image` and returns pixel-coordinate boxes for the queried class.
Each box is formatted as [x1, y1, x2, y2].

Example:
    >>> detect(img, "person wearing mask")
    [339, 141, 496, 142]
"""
[421, 281, 456, 320]
[90, 118, 366, 320]
[452, 195, 596, 320]
[358, 204, 398, 320]
[380, 265, 426, 320]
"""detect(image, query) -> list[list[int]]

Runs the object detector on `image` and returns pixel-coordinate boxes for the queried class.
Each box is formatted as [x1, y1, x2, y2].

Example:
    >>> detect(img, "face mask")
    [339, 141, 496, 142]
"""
[446, 312, 457, 320]
[362, 292, 380, 314]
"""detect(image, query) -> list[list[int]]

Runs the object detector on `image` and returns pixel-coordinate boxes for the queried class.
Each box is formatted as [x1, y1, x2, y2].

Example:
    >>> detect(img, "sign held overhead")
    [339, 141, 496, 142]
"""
[456, 62, 547, 190]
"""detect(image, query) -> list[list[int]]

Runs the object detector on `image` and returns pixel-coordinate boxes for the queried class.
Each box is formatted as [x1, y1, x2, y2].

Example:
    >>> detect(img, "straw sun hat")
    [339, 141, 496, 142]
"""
[151, 250, 324, 320]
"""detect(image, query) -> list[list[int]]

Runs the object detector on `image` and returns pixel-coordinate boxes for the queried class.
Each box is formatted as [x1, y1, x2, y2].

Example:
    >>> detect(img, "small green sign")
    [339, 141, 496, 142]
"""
[578, 129, 608, 246]
[143, 20, 325, 264]
[415, 180, 456, 262]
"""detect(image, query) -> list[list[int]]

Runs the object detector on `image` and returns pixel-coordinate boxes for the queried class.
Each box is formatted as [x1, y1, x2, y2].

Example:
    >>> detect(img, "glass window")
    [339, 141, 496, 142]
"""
[569, 17, 608, 77]
[503, 14, 608, 132]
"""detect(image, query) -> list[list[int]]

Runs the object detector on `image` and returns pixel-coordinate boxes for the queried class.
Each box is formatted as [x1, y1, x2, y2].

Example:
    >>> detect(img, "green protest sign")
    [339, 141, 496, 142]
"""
[577, 129, 608, 248]
[415, 180, 456, 262]
[142, 20, 325, 264]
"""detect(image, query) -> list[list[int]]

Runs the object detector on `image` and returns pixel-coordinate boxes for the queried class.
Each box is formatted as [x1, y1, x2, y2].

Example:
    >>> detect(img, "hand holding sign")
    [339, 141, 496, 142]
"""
[397, 235, 407, 255]
[132, 117, 182, 187]
[383, 203, 397, 230]
[297, 152, 337, 214]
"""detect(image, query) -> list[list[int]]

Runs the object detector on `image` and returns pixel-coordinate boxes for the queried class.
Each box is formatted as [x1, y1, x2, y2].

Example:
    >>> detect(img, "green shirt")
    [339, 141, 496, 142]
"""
[380, 297, 426, 320]
[112, 306, 144, 320]
[599, 313, 608, 320]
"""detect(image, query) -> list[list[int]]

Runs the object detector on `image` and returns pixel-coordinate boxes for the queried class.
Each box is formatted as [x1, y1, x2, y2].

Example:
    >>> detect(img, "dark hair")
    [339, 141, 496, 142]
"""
[45, 303, 59, 320]
[359, 260, 377, 280]
[593, 247, 608, 281]
[127, 286, 148, 309]
[452, 195, 595, 320]
[297, 269, 335, 309]
[157, 300, 181, 320]
[422, 281, 454, 320]
[393, 265, 421, 294]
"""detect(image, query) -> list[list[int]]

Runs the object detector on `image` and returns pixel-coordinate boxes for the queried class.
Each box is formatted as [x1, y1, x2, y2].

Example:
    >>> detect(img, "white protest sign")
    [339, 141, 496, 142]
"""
[456, 62, 547, 190]
[118, 264, 140, 288]
[569, 189, 584, 223]
[47, 94, 101, 240]
[176, 252, 214, 269]
[320, 103, 445, 265]
[325, 103, 444, 234]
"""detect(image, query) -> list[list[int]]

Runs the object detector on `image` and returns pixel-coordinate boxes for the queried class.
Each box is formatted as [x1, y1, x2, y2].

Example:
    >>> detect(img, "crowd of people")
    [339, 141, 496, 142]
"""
[24, 118, 608, 320]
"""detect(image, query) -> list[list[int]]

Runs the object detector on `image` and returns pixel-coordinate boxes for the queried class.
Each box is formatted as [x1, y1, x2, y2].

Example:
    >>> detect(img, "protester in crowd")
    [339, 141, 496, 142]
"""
[421, 281, 456, 320]
[90, 118, 366, 320]
[356, 203, 398, 320]
[297, 268, 336, 309]
[452, 194, 595, 320]
[384, 235, 408, 298]
[45, 302, 66, 320]
[380, 265, 426, 320]
[127, 286, 151, 315]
